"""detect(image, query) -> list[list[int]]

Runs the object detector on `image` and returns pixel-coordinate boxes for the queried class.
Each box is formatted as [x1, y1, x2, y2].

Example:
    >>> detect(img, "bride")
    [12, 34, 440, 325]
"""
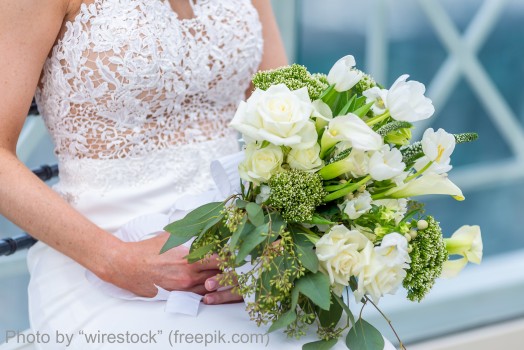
[0, 0, 394, 349]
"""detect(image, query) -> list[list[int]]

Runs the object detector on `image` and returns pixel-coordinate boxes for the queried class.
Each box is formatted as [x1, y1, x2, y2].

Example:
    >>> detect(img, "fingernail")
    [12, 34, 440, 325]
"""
[204, 295, 214, 304]
[206, 279, 217, 290]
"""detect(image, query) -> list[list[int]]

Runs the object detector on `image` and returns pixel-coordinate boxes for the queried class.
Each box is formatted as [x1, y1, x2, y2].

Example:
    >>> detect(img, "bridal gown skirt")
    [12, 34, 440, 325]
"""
[26, 136, 395, 350]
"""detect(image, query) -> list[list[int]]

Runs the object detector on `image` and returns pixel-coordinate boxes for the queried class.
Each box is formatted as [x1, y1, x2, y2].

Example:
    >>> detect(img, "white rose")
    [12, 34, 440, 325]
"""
[315, 225, 369, 294]
[369, 145, 406, 181]
[354, 241, 408, 303]
[387, 74, 434, 122]
[327, 55, 363, 92]
[343, 191, 372, 220]
[230, 84, 313, 147]
[288, 143, 323, 172]
[238, 143, 283, 184]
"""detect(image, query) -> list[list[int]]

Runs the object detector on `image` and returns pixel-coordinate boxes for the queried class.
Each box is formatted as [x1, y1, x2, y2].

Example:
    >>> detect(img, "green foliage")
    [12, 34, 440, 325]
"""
[454, 132, 478, 143]
[403, 216, 448, 302]
[268, 169, 326, 222]
[346, 319, 385, 350]
[353, 70, 377, 94]
[252, 64, 329, 100]
[161, 202, 225, 253]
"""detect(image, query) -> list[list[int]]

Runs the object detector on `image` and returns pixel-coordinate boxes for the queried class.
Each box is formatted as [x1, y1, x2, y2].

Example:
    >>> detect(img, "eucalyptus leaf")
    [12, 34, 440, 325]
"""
[316, 295, 343, 328]
[229, 216, 253, 249]
[293, 232, 319, 273]
[235, 223, 270, 264]
[302, 338, 338, 350]
[296, 272, 331, 310]
[268, 309, 297, 333]
[246, 202, 265, 226]
[161, 202, 225, 252]
[346, 318, 385, 350]
[185, 243, 216, 263]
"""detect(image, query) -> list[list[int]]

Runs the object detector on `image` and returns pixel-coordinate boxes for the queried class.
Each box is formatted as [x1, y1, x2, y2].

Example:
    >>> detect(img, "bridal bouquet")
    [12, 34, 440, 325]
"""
[161, 55, 482, 349]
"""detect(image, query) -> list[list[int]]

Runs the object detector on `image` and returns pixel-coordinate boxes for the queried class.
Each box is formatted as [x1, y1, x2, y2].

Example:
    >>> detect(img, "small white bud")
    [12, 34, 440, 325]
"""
[417, 220, 429, 230]
[409, 229, 418, 240]
[404, 233, 412, 242]
[408, 245, 413, 254]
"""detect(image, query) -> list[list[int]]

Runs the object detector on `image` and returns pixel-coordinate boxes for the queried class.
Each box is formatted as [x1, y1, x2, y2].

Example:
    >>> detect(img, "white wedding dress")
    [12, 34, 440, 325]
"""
[26, 1, 395, 349]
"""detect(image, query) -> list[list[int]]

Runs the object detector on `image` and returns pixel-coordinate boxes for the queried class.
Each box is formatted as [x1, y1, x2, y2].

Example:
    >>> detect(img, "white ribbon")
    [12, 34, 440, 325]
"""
[85, 151, 245, 316]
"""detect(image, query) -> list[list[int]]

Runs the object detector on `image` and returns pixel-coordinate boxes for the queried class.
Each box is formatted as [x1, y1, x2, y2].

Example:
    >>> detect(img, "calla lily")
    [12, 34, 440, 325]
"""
[382, 173, 464, 201]
[441, 225, 482, 278]
[445, 225, 483, 264]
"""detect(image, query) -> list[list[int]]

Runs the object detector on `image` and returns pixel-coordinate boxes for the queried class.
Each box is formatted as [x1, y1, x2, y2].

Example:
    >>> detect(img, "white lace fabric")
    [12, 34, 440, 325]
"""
[35, 0, 262, 195]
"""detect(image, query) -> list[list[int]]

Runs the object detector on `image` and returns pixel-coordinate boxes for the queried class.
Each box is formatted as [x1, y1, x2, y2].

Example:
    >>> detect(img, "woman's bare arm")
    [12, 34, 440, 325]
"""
[0, 0, 220, 297]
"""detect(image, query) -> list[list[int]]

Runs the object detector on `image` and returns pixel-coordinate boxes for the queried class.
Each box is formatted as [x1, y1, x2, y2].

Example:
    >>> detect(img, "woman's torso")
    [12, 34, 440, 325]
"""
[35, 0, 263, 219]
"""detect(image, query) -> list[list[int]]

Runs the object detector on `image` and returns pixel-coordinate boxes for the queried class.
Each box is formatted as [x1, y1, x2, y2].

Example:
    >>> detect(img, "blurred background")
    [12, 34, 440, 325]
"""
[2, 0, 524, 348]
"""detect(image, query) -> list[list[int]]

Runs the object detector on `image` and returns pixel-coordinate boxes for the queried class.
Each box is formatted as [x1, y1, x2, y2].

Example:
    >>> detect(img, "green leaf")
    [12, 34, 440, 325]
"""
[293, 232, 319, 273]
[306, 214, 337, 225]
[235, 199, 249, 209]
[268, 309, 297, 333]
[316, 295, 343, 328]
[161, 202, 225, 253]
[353, 101, 375, 118]
[229, 216, 252, 249]
[296, 272, 331, 310]
[246, 202, 265, 226]
[338, 94, 356, 115]
[302, 339, 338, 350]
[291, 285, 300, 309]
[346, 318, 385, 350]
[235, 223, 270, 264]
[185, 243, 216, 263]
[333, 293, 355, 327]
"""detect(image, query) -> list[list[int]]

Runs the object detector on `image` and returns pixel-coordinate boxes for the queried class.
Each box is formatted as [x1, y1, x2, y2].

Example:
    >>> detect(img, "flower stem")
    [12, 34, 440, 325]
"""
[404, 160, 434, 182]
[323, 175, 371, 202]
[364, 296, 406, 350]
[366, 111, 390, 126]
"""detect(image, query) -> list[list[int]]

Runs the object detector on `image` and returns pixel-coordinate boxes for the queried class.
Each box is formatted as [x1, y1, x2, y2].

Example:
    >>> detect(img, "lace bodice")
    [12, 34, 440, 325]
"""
[36, 0, 263, 161]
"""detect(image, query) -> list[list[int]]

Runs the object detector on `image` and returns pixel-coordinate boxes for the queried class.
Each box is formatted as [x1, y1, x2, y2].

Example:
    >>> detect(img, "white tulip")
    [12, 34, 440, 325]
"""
[312, 100, 333, 132]
[288, 143, 323, 172]
[343, 191, 372, 219]
[230, 84, 313, 147]
[363, 87, 389, 115]
[421, 128, 456, 164]
[384, 173, 464, 201]
[369, 145, 406, 181]
[321, 113, 383, 155]
[327, 55, 363, 92]
[387, 74, 434, 122]
[238, 143, 283, 184]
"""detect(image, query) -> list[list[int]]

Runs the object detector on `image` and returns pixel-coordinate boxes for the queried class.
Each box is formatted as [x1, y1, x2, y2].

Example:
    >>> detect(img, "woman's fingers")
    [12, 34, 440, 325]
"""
[203, 289, 243, 305]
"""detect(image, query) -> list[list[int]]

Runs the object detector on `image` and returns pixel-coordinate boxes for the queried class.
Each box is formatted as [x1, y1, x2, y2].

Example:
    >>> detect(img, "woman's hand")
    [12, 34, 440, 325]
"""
[101, 232, 222, 298]
[203, 273, 243, 305]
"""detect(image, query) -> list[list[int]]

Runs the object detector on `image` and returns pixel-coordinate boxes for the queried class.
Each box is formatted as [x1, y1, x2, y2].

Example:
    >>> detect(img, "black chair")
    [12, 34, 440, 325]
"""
[0, 99, 58, 256]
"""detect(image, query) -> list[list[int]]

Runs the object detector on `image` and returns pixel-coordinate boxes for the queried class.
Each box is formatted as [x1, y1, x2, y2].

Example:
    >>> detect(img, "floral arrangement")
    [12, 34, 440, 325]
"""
[161, 55, 483, 349]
